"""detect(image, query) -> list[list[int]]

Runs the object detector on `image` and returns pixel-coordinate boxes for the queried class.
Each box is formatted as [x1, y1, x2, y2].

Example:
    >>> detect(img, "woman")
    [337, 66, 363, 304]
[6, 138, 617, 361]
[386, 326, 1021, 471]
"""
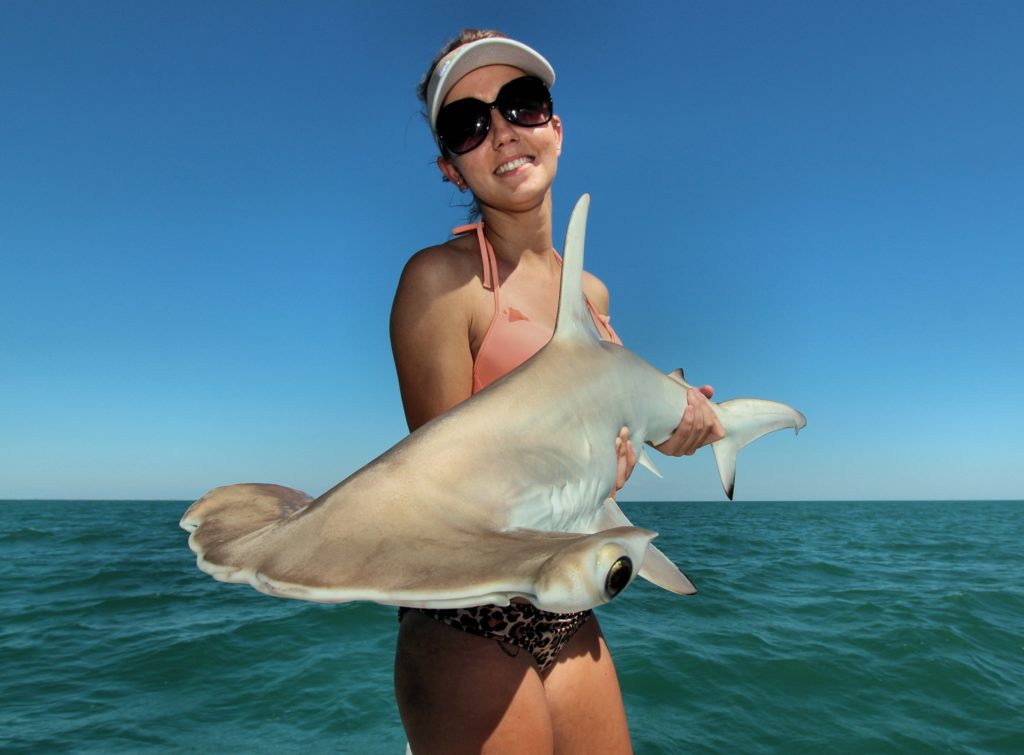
[390, 30, 724, 754]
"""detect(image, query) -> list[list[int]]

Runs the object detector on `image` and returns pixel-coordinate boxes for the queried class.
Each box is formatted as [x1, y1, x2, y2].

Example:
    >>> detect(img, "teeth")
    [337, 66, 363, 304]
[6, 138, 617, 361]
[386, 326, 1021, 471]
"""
[496, 157, 531, 175]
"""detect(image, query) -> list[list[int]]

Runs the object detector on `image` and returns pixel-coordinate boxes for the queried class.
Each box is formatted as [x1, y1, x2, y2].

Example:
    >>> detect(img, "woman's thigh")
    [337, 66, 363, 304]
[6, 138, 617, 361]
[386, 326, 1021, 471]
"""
[541, 614, 633, 754]
[395, 610, 554, 755]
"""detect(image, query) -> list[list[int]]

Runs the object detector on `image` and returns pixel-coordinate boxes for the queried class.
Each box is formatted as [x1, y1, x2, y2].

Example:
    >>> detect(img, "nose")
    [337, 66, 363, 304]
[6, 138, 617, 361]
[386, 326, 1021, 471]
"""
[488, 108, 518, 149]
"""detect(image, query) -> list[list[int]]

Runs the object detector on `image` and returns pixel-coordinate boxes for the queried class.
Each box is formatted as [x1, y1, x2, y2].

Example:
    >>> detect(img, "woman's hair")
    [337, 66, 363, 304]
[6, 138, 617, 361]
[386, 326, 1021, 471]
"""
[417, 28, 507, 106]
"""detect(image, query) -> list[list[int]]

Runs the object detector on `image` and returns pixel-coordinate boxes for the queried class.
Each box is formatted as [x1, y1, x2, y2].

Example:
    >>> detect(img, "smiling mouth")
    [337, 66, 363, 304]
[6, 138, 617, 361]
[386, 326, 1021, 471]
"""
[495, 156, 532, 175]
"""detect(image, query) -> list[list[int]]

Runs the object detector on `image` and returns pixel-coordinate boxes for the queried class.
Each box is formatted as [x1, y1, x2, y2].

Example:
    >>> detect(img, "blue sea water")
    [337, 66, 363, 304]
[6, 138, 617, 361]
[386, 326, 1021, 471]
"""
[1, 499, 1021, 754]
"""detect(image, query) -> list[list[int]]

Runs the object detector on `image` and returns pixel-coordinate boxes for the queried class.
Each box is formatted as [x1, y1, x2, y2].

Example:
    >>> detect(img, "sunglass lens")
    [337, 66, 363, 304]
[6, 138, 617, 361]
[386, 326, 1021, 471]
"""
[437, 100, 489, 155]
[500, 77, 553, 126]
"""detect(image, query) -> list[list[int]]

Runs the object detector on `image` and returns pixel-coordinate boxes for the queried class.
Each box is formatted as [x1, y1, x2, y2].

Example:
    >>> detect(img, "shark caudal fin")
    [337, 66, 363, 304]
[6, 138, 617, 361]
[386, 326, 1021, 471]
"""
[553, 194, 602, 343]
[711, 399, 807, 500]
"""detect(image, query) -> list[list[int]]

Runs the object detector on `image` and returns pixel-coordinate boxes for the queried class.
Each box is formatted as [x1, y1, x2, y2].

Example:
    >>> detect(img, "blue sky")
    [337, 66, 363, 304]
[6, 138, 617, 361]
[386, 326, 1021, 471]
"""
[2, 1, 1021, 501]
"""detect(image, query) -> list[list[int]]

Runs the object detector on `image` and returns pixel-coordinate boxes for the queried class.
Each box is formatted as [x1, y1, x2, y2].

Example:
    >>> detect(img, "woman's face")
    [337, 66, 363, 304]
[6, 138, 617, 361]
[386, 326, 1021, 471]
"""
[438, 64, 562, 213]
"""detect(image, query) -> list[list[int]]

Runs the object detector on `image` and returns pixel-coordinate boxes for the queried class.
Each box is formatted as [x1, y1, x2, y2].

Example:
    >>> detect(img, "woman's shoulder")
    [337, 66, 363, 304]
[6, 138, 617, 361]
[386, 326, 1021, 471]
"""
[582, 270, 611, 316]
[397, 234, 483, 297]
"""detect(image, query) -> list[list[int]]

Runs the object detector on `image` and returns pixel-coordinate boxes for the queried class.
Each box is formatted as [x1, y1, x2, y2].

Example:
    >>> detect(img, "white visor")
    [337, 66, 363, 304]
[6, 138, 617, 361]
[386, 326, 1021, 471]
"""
[426, 37, 555, 143]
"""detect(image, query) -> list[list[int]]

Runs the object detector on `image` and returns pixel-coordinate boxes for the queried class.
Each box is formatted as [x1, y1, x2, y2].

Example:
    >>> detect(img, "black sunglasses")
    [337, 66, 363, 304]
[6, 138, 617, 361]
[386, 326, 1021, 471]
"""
[436, 76, 554, 156]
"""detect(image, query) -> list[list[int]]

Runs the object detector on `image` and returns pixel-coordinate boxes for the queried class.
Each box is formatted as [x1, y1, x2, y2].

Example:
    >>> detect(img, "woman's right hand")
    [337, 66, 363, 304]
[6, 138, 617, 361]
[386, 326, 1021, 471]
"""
[612, 426, 638, 497]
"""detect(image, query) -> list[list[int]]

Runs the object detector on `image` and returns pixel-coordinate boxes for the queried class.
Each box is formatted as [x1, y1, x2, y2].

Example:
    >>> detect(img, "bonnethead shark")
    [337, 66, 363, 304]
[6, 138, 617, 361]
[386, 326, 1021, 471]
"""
[181, 194, 806, 612]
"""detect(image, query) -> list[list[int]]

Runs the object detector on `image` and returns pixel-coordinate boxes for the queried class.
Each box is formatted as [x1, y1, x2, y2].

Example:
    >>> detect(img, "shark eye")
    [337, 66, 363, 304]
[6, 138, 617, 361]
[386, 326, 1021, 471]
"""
[605, 555, 633, 598]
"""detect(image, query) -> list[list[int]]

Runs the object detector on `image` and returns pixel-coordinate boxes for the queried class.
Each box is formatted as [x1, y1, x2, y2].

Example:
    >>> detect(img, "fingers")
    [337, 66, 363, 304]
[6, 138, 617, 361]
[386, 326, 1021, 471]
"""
[677, 401, 703, 457]
[686, 388, 725, 453]
[655, 389, 726, 457]
[614, 426, 637, 493]
[685, 388, 726, 453]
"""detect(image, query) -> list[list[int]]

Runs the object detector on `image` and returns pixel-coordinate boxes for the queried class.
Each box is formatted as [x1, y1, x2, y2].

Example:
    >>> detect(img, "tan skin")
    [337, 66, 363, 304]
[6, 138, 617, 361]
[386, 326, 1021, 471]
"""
[390, 64, 724, 754]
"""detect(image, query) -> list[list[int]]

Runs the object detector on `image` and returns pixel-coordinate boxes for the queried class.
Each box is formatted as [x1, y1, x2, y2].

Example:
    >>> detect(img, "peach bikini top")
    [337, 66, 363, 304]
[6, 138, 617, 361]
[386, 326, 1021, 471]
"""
[453, 222, 623, 393]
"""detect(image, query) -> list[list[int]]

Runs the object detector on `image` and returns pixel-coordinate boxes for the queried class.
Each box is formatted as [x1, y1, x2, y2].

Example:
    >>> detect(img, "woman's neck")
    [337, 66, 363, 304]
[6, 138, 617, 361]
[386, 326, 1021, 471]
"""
[478, 192, 555, 267]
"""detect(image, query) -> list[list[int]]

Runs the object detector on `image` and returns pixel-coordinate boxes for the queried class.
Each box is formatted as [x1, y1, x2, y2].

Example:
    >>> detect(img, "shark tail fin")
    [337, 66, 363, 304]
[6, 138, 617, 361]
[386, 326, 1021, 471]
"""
[711, 399, 807, 500]
[553, 194, 601, 343]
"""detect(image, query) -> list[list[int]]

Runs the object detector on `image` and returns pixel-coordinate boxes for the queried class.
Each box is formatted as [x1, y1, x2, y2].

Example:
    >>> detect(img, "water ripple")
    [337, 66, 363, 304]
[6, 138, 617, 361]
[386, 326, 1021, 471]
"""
[1, 499, 1022, 753]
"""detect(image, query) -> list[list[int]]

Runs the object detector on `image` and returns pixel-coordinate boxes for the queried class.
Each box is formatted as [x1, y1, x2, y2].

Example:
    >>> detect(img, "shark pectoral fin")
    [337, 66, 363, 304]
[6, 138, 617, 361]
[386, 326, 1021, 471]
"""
[596, 496, 636, 529]
[638, 543, 697, 595]
[637, 445, 663, 478]
[711, 398, 808, 500]
[595, 497, 696, 595]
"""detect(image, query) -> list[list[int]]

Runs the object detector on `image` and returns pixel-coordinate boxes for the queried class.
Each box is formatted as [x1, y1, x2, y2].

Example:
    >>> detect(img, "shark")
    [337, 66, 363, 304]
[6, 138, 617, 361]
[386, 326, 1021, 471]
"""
[181, 194, 806, 612]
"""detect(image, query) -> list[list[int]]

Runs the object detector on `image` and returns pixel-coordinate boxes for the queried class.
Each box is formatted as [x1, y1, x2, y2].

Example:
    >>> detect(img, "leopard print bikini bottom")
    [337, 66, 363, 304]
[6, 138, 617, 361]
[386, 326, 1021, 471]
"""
[398, 603, 592, 672]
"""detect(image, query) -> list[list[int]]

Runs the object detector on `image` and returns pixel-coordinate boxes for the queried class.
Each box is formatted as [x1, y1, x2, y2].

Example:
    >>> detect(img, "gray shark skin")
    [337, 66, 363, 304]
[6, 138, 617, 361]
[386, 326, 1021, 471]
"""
[181, 194, 806, 612]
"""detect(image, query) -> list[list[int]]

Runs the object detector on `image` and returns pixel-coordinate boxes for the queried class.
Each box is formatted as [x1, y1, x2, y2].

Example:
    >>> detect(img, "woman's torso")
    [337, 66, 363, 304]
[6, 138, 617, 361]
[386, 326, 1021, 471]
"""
[455, 221, 621, 391]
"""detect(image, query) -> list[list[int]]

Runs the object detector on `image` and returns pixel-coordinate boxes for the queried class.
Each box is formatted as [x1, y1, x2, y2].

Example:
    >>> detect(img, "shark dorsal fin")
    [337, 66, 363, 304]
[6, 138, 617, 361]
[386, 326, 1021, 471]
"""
[553, 194, 601, 343]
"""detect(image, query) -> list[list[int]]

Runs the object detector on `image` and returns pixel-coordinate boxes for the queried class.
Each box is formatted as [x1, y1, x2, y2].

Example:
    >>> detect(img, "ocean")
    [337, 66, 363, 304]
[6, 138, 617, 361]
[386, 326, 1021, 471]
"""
[1, 499, 1020, 754]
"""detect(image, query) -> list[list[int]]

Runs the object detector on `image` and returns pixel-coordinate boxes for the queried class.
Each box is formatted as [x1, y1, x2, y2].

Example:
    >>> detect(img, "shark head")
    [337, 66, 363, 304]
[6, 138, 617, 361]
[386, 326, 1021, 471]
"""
[529, 526, 657, 612]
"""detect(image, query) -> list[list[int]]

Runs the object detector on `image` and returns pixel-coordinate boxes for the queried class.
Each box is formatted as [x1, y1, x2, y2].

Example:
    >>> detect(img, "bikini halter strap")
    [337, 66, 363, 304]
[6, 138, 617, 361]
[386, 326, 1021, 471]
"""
[452, 222, 497, 291]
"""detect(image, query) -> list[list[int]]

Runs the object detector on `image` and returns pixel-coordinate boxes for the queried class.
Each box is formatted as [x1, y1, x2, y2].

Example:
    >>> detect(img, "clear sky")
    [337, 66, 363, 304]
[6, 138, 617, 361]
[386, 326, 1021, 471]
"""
[2, 1, 1022, 501]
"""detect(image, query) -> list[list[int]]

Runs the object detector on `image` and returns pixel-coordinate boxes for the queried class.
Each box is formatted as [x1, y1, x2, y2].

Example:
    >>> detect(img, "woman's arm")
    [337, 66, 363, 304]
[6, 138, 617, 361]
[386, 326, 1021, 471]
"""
[390, 247, 476, 432]
[613, 388, 726, 493]
[591, 275, 725, 492]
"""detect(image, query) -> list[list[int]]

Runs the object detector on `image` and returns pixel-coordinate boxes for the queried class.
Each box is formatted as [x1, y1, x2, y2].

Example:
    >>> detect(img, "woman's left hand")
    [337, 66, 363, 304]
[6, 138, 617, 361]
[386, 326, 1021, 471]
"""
[655, 385, 726, 457]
